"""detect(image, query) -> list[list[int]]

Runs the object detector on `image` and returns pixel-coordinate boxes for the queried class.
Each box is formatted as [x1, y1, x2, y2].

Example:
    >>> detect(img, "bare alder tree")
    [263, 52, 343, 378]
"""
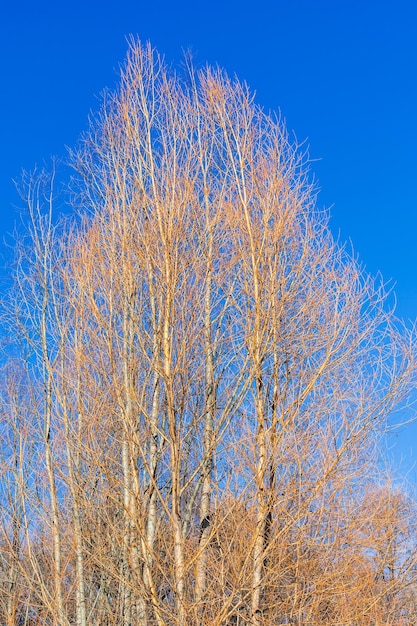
[1, 39, 417, 626]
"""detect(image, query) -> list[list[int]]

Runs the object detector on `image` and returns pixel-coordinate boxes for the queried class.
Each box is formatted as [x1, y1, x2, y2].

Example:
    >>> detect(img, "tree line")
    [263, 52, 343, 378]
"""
[1, 40, 417, 625]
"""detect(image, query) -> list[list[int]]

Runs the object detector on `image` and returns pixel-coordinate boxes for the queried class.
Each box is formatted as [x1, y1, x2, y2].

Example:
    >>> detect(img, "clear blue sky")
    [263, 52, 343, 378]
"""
[1, 0, 417, 475]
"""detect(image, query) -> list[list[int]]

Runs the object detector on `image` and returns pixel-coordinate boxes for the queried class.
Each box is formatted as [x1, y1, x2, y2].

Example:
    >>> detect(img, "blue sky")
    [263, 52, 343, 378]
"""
[1, 0, 417, 476]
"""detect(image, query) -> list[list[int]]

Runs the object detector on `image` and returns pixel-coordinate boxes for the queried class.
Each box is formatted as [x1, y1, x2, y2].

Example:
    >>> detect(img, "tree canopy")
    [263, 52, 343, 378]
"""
[1, 40, 416, 626]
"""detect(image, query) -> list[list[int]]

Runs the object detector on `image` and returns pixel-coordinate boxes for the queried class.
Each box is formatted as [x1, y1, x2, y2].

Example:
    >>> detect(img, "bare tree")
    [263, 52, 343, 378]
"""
[1, 39, 416, 626]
